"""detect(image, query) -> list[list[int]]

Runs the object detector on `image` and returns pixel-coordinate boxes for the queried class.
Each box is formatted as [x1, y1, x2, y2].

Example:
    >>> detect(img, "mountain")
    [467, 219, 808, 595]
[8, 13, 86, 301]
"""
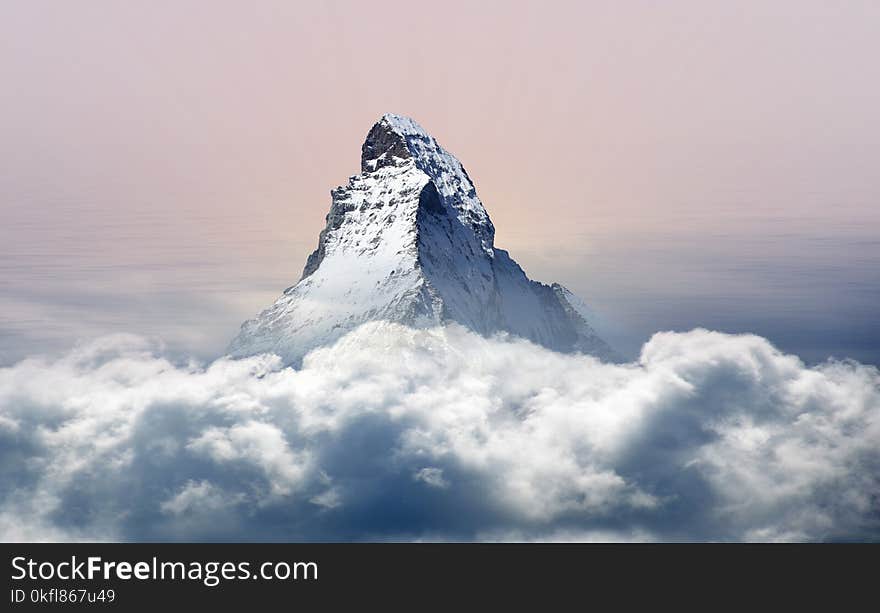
[228, 113, 614, 363]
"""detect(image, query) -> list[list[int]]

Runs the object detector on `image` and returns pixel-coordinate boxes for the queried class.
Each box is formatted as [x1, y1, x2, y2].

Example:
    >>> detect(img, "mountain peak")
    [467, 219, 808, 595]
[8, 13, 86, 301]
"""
[360, 114, 434, 173]
[380, 112, 430, 136]
[360, 114, 416, 173]
[230, 115, 615, 364]
[361, 113, 494, 249]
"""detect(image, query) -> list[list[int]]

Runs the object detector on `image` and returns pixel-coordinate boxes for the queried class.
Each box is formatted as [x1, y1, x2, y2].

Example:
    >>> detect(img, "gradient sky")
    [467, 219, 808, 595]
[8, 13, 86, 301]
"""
[1, 1, 878, 364]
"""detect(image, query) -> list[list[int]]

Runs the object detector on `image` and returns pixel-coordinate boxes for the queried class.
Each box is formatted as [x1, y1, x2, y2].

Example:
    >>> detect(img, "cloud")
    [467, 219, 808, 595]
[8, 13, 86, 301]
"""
[413, 468, 449, 489]
[0, 323, 878, 542]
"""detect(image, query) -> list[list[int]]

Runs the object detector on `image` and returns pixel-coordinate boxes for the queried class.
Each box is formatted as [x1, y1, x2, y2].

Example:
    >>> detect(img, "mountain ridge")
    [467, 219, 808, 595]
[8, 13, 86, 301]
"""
[229, 113, 615, 363]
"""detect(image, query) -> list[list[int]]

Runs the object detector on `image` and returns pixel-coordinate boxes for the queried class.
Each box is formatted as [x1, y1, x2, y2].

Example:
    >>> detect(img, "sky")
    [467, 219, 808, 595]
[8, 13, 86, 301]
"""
[1, 0, 879, 365]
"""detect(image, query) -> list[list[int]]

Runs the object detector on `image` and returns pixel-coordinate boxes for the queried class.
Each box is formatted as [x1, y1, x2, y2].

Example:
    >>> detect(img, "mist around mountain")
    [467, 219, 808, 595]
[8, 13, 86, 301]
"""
[2, 324, 878, 542]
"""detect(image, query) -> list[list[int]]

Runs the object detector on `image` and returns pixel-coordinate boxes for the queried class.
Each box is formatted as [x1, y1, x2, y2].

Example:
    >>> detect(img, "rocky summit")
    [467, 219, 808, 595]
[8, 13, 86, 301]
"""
[229, 113, 614, 363]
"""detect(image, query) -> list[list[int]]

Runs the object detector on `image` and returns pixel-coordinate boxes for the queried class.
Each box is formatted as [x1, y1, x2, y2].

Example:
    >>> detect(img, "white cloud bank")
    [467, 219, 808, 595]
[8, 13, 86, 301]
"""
[0, 323, 877, 542]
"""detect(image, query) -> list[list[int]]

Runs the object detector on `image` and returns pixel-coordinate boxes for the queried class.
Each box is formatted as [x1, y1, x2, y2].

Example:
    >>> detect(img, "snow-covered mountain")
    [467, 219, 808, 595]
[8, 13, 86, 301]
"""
[229, 113, 614, 363]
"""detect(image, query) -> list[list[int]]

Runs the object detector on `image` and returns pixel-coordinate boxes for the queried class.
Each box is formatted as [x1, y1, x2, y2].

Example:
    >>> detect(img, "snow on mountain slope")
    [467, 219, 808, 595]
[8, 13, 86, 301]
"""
[228, 113, 615, 363]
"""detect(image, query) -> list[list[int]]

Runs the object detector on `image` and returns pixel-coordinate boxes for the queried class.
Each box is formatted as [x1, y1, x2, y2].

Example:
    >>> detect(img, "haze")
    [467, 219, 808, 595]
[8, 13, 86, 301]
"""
[1, 1, 878, 364]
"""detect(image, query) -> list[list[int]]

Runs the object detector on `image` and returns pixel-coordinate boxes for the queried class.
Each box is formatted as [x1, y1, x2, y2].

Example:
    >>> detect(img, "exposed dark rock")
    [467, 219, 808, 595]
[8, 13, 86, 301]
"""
[361, 119, 412, 173]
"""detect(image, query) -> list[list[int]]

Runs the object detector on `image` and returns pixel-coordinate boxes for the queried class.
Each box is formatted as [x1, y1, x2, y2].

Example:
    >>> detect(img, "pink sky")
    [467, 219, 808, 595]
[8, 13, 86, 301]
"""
[1, 1, 878, 362]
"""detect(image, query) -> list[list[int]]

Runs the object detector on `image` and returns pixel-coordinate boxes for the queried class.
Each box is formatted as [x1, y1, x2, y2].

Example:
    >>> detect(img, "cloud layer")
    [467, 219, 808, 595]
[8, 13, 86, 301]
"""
[1, 323, 878, 542]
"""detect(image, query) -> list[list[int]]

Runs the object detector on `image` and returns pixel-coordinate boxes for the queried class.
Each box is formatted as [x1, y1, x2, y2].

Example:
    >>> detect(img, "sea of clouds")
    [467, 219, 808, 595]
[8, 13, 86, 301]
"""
[0, 322, 878, 542]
